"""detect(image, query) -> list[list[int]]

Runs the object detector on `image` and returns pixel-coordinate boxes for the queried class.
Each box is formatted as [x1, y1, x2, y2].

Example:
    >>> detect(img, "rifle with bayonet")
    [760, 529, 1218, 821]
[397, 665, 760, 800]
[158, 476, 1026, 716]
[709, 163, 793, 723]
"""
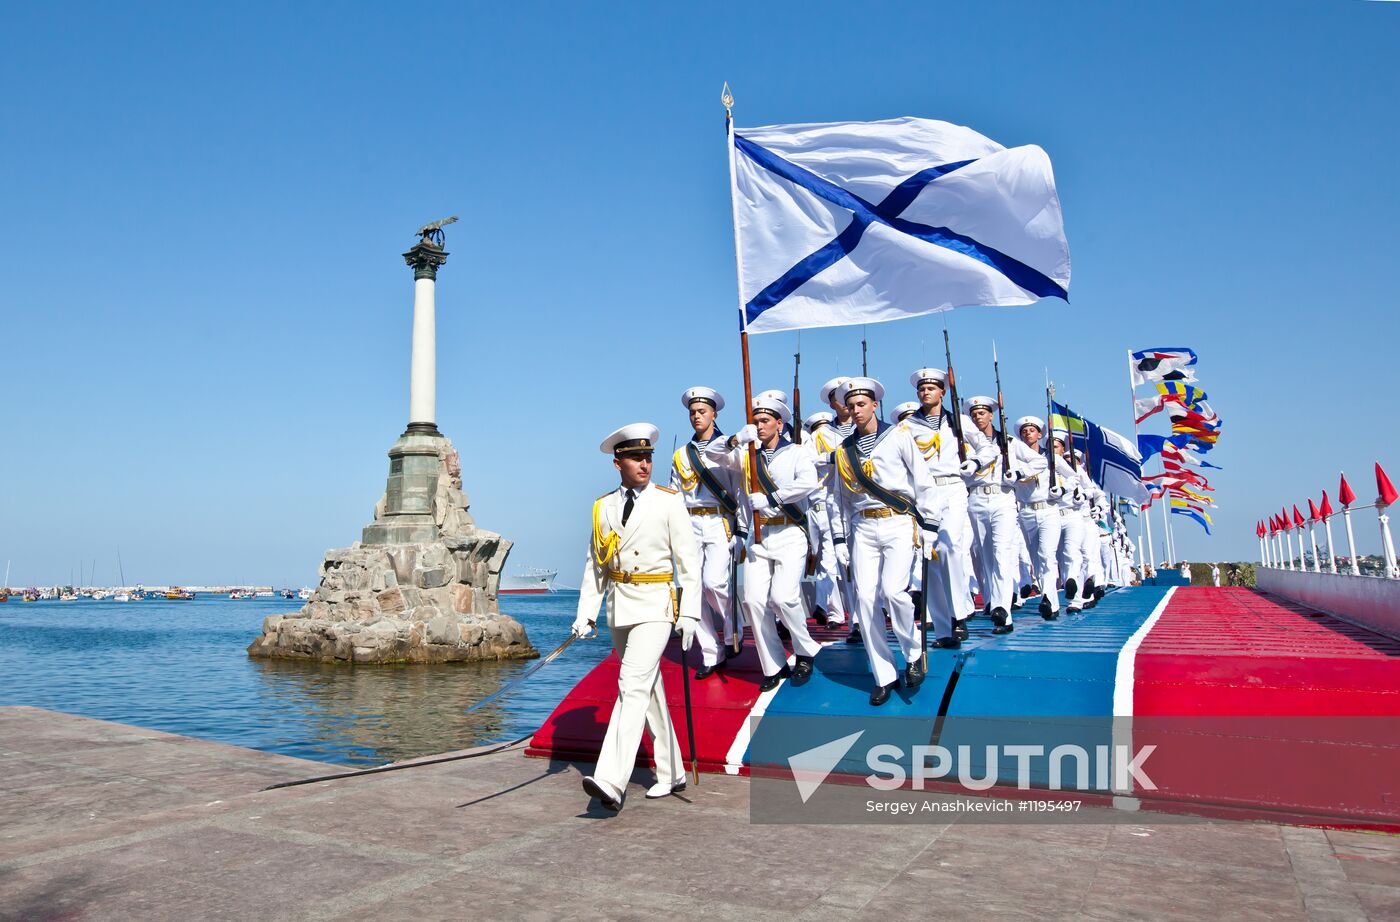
[792, 336, 802, 445]
[943, 325, 967, 463]
[992, 341, 1011, 472]
[1045, 380, 1059, 491]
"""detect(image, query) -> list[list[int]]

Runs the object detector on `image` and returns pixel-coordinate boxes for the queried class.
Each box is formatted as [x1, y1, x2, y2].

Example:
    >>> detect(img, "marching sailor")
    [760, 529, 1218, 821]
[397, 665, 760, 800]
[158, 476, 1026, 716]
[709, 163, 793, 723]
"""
[1079, 462, 1106, 605]
[820, 376, 855, 439]
[1050, 431, 1088, 615]
[670, 387, 748, 679]
[755, 389, 795, 440]
[893, 401, 920, 423]
[572, 424, 701, 811]
[710, 395, 823, 690]
[962, 395, 1045, 633]
[1012, 415, 1066, 619]
[903, 368, 978, 645]
[829, 377, 939, 705]
[804, 411, 847, 626]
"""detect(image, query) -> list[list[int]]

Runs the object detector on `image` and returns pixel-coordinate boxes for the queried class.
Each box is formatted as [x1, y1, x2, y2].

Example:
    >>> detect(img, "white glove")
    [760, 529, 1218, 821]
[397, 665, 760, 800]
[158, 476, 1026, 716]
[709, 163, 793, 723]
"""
[921, 524, 940, 559]
[1073, 487, 1083, 503]
[729, 532, 748, 557]
[676, 617, 697, 651]
[1049, 485, 1064, 498]
[960, 459, 979, 476]
[1003, 467, 1017, 482]
[749, 492, 772, 513]
[834, 539, 850, 569]
[571, 614, 595, 639]
[734, 424, 759, 447]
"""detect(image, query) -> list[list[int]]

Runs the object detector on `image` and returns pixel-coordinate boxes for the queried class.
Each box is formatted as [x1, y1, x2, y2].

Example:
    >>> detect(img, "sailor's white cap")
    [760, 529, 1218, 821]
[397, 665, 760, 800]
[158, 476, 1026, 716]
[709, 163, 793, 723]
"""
[1049, 428, 1071, 447]
[963, 395, 996, 413]
[893, 401, 920, 421]
[1016, 415, 1045, 433]
[601, 422, 660, 456]
[910, 367, 947, 388]
[755, 388, 789, 407]
[804, 411, 835, 430]
[838, 376, 884, 404]
[681, 387, 724, 411]
[751, 394, 792, 425]
[819, 376, 851, 405]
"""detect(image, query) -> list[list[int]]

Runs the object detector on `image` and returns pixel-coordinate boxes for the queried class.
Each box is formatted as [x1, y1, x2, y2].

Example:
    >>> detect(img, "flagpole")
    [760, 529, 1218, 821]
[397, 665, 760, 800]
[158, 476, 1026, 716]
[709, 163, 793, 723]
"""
[1126, 350, 1156, 570]
[1322, 511, 1337, 574]
[1308, 520, 1322, 573]
[723, 83, 760, 523]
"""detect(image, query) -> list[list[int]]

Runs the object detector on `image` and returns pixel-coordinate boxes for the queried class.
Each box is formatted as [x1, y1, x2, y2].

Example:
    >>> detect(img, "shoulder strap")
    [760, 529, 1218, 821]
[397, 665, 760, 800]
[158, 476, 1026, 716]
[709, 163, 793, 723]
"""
[841, 437, 926, 528]
[685, 441, 738, 517]
[591, 497, 621, 569]
[754, 446, 807, 526]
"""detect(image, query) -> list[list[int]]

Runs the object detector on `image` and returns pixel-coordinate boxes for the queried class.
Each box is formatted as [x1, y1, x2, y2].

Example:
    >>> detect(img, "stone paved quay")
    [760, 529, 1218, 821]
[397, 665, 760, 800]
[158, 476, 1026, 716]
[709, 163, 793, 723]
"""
[3, 706, 1399, 921]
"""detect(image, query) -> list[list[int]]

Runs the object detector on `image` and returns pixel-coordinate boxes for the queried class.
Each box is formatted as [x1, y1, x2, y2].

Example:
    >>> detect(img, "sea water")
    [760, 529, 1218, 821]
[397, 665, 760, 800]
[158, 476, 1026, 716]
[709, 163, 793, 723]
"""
[0, 593, 608, 766]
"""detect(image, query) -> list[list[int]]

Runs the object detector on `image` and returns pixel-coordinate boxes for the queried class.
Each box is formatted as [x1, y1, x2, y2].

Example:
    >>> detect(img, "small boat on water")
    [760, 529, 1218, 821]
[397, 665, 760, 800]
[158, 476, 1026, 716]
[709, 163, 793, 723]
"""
[59, 592, 78, 602]
[298, 587, 312, 600]
[281, 589, 296, 600]
[113, 592, 130, 602]
[164, 588, 195, 601]
[500, 568, 558, 595]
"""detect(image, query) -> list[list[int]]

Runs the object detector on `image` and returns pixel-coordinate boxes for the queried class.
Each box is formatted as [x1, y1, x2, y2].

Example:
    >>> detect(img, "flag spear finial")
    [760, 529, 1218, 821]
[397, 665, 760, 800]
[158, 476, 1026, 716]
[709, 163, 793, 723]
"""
[721, 82, 734, 115]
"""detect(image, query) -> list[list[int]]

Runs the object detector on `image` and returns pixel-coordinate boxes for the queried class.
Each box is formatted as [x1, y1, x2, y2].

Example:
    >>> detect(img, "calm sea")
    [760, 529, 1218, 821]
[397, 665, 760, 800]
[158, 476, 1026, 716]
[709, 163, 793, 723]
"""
[0, 592, 609, 766]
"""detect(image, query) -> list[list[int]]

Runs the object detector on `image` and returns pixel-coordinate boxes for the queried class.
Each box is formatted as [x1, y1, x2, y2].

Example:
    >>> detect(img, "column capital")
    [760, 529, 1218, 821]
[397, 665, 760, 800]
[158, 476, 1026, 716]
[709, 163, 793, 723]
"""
[403, 241, 449, 281]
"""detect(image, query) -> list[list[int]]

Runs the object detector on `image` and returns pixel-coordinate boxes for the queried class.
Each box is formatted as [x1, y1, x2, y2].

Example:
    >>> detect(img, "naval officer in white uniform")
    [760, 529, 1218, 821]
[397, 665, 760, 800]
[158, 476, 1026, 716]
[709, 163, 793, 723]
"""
[670, 387, 748, 679]
[573, 424, 701, 811]
[829, 377, 939, 705]
[1050, 431, 1088, 614]
[1012, 415, 1067, 619]
[803, 411, 847, 625]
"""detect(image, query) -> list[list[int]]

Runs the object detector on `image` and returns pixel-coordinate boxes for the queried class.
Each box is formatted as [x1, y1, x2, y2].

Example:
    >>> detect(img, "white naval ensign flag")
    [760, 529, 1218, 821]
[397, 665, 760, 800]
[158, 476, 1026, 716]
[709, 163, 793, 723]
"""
[729, 116, 1071, 334]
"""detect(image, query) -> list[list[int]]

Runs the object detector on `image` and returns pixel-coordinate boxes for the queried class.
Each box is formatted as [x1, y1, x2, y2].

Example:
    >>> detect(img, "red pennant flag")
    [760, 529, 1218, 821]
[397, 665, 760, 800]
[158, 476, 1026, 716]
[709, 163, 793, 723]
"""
[1281, 506, 1292, 530]
[1378, 462, 1399, 507]
[1307, 498, 1320, 522]
[1292, 505, 1306, 529]
[1271, 515, 1280, 534]
[1340, 473, 1356, 507]
[1319, 491, 1334, 519]
[1257, 521, 1265, 538]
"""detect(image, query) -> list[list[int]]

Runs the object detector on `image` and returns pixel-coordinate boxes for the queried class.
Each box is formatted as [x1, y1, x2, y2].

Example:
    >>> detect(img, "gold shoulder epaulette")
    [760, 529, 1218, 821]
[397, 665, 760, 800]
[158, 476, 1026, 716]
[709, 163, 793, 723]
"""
[655, 485, 678, 494]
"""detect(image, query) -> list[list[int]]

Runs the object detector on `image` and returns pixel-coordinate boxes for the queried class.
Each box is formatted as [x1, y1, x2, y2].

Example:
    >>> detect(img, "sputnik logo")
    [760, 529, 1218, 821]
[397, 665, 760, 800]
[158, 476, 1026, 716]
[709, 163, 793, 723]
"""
[788, 730, 865, 803]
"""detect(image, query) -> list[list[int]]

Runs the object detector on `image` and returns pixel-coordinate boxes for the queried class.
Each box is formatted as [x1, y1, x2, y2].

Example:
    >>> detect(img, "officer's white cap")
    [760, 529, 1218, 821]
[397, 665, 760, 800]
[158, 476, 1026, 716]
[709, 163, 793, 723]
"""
[819, 376, 851, 405]
[838, 377, 884, 404]
[1017, 415, 1045, 433]
[893, 401, 920, 421]
[601, 422, 660, 456]
[751, 394, 792, 426]
[1049, 428, 1071, 446]
[681, 386, 724, 412]
[910, 368, 947, 388]
[755, 388, 789, 407]
[804, 411, 835, 430]
[963, 395, 996, 413]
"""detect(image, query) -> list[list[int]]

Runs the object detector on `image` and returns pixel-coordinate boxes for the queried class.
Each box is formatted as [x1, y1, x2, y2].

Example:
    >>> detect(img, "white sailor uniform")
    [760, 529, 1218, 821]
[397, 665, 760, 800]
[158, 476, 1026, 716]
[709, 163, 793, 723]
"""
[902, 407, 977, 639]
[711, 436, 824, 680]
[1013, 451, 1073, 616]
[831, 421, 939, 690]
[805, 418, 849, 624]
[1055, 458, 1089, 610]
[670, 430, 749, 667]
[574, 481, 701, 803]
[964, 428, 1045, 620]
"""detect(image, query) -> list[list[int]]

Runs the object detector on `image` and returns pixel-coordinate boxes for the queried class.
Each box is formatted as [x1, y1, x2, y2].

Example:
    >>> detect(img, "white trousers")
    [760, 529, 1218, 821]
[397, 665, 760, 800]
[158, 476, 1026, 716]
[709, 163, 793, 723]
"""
[1057, 510, 1089, 606]
[594, 620, 683, 794]
[809, 500, 845, 621]
[1018, 505, 1063, 613]
[852, 513, 922, 688]
[968, 488, 1019, 617]
[921, 482, 975, 639]
[1100, 536, 1118, 586]
[1015, 525, 1034, 589]
[1081, 514, 1104, 588]
[688, 513, 739, 668]
[743, 523, 822, 677]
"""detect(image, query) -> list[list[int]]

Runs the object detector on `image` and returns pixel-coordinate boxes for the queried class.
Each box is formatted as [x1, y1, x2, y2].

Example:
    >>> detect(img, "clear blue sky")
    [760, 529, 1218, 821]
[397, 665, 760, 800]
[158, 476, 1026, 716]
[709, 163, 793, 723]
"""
[3, 1, 1397, 587]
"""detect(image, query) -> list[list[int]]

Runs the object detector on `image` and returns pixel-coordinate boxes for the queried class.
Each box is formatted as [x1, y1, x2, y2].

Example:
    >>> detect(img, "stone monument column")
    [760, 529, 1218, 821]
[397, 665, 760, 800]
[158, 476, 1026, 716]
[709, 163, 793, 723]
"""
[248, 217, 533, 665]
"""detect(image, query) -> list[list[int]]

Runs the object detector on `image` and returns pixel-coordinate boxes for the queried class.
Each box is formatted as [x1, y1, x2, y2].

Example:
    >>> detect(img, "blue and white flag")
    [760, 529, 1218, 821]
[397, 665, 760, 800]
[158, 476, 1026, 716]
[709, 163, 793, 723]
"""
[1052, 401, 1149, 505]
[730, 117, 1071, 334]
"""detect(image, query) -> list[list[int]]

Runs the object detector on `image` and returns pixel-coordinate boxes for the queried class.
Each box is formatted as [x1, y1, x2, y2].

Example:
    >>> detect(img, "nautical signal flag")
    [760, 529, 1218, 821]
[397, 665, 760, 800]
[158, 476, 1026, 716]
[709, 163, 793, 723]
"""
[1156, 382, 1209, 408]
[1292, 505, 1306, 529]
[1134, 395, 1166, 424]
[1131, 348, 1198, 386]
[1378, 462, 1399, 507]
[1172, 507, 1212, 534]
[1308, 498, 1321, 522]
[729, 116, 1071, 333]
[1319, 491, 1334, 519]
[1340, 473, 1356, 507]
[1050, 401, 1149, 504]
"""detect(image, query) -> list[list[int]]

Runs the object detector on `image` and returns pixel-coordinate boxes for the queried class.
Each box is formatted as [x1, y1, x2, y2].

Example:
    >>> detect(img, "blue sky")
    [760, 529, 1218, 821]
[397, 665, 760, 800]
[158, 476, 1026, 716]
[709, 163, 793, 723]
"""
[2, 1, 1397, 587]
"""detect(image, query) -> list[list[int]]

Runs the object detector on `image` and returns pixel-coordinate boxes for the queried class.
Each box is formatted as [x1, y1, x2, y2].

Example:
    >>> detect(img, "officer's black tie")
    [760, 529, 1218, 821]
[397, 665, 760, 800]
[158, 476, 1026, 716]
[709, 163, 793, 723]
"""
[622, 489, 636, 526]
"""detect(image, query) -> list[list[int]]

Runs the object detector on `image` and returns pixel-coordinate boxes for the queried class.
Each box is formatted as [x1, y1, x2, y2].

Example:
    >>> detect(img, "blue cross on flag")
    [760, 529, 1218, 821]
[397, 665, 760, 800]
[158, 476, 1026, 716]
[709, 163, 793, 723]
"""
[730, 117, 1071, 334]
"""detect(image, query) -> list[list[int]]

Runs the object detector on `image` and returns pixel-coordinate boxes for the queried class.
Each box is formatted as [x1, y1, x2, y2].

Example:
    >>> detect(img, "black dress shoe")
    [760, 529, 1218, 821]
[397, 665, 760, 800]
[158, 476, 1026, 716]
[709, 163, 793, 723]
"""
[1019, 584, 1034, 600]
[1094, 587, 1106, 602]
[582, 775, 622, 811]
[845, 626, 863, 645]
[1084, 578, 1097, 599]
[695, 663, 719, 680]
[1067, 605, 1082, 615]
[869, 681, 898, 706]
[759, 664, 792, 692]
[903, 660, 926, 688]
[954, 621, 969, 641]
[724, 642, 743, 660]
[791, 656, 814, 686]
[812, 608, 828, 626]
[936, 636, 961, 649]
[990, 607, 1014, 635]
[1039, 596, 1056, 620]
[1064, 578, 1078, 602]
[1011, 599, 1023, 611]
